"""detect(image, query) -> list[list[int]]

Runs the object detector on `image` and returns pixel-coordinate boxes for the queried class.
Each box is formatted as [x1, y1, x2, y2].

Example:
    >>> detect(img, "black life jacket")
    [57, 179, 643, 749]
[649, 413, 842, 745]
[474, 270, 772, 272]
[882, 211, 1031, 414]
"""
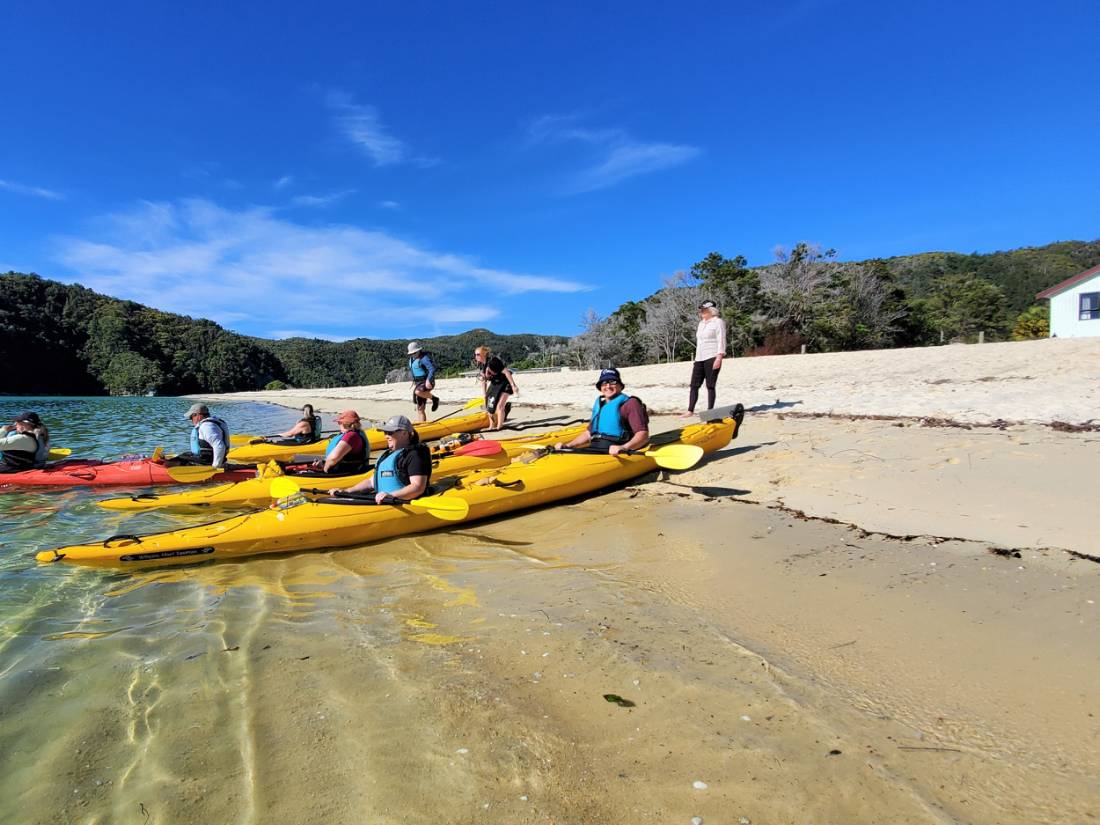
[1, 431, 39, 470]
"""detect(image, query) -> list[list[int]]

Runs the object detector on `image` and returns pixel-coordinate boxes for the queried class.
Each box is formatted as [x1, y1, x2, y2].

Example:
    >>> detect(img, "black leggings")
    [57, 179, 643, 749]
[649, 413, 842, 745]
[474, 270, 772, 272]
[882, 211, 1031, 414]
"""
[688, 359, 721, 412]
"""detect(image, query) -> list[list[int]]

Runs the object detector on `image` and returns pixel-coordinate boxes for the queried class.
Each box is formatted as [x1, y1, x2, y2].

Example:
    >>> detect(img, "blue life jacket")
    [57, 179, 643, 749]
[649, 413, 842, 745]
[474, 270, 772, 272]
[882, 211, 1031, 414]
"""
[409, 356, 428, 380]
[324, 430, 368, 473]
[190, 416, 230, 459]
[374, 447, 405, 495]
[590, 394, 634, 445]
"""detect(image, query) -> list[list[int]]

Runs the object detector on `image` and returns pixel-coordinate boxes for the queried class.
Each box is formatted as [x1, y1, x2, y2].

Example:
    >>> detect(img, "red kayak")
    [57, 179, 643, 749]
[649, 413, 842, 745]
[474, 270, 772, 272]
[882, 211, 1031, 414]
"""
[0, 458, 256, 487]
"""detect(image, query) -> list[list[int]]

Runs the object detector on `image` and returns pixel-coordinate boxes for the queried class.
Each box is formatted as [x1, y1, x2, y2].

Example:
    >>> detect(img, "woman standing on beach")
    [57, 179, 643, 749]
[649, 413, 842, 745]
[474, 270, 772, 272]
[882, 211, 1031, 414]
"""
[681, 300, 726, 417]
[474, 346, 519, 430]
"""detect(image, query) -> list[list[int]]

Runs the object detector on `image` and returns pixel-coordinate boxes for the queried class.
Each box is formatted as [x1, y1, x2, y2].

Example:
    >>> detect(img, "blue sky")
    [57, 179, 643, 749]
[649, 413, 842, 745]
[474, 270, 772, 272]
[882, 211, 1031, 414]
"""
[2, 0, 1098, 340]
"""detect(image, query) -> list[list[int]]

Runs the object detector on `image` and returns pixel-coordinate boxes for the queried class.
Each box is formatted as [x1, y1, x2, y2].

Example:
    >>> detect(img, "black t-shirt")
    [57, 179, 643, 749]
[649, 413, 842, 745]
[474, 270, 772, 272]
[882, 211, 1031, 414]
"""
[483, 356, 510, 389]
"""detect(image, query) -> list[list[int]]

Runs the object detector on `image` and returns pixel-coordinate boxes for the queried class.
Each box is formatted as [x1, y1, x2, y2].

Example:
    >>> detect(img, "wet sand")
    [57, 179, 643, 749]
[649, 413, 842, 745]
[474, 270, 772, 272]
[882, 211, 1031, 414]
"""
[21, 337, 1084, 822]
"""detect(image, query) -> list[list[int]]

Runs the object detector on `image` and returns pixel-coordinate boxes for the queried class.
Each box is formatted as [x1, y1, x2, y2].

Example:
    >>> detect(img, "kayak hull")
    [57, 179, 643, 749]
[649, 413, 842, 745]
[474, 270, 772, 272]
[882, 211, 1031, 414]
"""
[227, 411, 493, 464]
[97, 424, 588, 511]
[0, 459, 255, 488]
[38, 415, 739, 567]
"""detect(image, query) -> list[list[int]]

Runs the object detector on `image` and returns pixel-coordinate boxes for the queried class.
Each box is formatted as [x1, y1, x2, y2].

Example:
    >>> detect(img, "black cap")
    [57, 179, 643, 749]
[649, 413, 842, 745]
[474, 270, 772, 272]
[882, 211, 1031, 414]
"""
[699, 300, 717, 310]
[595, 368, 624, 388]
[14, 411, 42, 426]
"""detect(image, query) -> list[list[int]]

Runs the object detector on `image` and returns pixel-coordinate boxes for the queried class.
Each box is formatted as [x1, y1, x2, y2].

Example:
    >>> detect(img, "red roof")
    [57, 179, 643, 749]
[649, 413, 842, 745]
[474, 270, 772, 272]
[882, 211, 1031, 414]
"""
[1036, 263, 1100, 299]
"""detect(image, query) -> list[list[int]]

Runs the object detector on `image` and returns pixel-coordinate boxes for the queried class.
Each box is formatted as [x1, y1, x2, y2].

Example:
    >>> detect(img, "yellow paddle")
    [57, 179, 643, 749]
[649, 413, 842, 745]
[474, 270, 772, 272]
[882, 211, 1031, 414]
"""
[268, 477, 468, 521]
[46, 447, 72, 460]
[527, 443, 705, 471]
[429, 396, 486, 423]
[164, 464, 233, 483]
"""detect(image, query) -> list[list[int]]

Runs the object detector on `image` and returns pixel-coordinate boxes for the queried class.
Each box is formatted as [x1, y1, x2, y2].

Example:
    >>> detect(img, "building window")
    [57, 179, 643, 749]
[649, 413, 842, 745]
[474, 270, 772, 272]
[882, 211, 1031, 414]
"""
[1081, 292, 1100, 321]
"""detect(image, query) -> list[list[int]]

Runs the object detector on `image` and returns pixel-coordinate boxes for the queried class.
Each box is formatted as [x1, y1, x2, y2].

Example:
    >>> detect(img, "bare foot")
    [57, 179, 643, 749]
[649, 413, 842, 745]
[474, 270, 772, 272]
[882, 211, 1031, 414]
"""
[677, 411, 695, 419]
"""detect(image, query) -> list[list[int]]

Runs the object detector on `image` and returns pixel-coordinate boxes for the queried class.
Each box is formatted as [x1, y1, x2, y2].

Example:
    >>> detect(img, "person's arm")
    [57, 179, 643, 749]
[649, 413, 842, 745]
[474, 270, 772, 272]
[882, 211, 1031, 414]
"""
[608, 400, 649, 456]
[505, 368, 519, 395]
[323, 439, 351, 472]
[336, 475, 375, 495]
[379, 474, 427, 503]
[424, 355, 436, 387]
[714, 318, 726, 368]
[277, 421, 310, 439]
[202, 421, 228, 467]
[559, 427, 592, 450]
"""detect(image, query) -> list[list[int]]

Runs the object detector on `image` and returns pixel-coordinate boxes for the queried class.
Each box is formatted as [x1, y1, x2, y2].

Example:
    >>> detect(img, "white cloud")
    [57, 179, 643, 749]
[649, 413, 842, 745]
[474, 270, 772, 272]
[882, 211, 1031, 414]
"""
[378, 200, 401, 210]
[54, 198, 588, 337]
[0, 178, 64, 200]
[326, 90, 439, 168]
[274, 175, 294, 190]
[292, 190, 355, 207]
[526, 114, 700, 194]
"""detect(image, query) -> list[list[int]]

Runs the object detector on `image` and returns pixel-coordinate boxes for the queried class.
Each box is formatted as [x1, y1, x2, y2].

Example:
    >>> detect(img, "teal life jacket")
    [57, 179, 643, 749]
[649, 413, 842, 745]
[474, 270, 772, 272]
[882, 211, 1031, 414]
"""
[324, 430, 368, 473]
[190, 416, 230, 461]
[590, 394, 634, 445]
[374, 447, 405, 495]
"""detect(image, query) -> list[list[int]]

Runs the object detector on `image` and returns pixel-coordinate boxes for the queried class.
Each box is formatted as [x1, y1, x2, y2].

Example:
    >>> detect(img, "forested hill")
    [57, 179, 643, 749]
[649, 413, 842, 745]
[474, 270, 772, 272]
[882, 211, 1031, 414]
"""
[0, 272, 565, 396]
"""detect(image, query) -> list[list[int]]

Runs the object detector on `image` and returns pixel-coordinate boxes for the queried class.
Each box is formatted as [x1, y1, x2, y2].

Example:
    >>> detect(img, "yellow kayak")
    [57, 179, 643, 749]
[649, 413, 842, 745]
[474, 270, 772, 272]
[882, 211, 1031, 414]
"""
[37, 410, 741, 567]
[226, 410, 493, 464]
[96, 423, 589, 512]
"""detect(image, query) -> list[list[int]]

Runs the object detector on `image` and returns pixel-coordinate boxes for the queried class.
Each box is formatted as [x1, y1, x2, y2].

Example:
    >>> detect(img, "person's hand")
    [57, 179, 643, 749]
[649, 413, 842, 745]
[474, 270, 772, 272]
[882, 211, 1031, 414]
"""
[713, 355, 723, 369]
[310, 459, 323, 469]
[331, 487, 346, 495]
[608, 445, 622, 456]
[375, 491, 390, 504]
[553, 442, 565, 451]
[425, 381, 434, 391]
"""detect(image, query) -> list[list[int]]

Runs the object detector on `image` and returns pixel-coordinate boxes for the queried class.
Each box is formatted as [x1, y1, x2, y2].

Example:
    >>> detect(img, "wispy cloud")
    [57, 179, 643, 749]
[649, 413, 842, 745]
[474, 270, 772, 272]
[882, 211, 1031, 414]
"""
[54, 198, 588, 337]
[0, 178, 64, 200]
[526, 114, 700, 194]
[292, 190, 355, 208]
[327, 90, 439, 168]
[274, 175, 294, 190]
[378, 200, 401, 210]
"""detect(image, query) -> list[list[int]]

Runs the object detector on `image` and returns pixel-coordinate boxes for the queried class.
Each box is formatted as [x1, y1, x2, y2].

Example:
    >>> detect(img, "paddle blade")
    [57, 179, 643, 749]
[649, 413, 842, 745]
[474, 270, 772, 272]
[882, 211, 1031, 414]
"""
[465, 397, 485, 409]
[648, 444, 705, 471]
[406, 495, 469, 521]
[164, 465, 222, 483]
[47, 447, 72, 460]
[269, 477, 302, 499]
[453, 439, 504, 457]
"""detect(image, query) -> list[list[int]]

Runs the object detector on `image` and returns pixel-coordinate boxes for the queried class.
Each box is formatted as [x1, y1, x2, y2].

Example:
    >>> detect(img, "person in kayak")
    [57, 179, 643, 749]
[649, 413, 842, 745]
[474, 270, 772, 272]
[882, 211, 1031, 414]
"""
[308, 410, 369, 475]
[407, 341, 440, 422]
[0, 411, 51, 473]
[267, 404, 323, 445]
[554, 368, 649, 456]
[174, 403, 231, 468]
[333, 415, 431, 504]
[474, 346, 519, 431]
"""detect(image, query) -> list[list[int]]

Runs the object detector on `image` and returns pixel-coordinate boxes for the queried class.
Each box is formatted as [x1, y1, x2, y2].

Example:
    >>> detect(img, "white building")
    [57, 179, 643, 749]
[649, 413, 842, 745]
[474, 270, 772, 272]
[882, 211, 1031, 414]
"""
[1036, 264, 1100, 338]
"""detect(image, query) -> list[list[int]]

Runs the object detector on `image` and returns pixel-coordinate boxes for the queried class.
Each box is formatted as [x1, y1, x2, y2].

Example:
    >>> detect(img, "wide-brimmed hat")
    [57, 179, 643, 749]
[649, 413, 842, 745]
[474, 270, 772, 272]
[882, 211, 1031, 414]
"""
[13, 411, 42, 426]
[595, 368, 624, 388]
[335, 409, 361, 425]
[407, 341, 422, 355]
[184, 403, 209, 419]
[379, 415, 414, 434]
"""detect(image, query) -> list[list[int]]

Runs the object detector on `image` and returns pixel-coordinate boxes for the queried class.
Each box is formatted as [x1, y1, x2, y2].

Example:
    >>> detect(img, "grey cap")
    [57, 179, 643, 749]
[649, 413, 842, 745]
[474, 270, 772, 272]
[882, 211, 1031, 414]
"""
[185, 403, 209, 419]
[407, 341, 422, 355]
[378, 414, 415, 434]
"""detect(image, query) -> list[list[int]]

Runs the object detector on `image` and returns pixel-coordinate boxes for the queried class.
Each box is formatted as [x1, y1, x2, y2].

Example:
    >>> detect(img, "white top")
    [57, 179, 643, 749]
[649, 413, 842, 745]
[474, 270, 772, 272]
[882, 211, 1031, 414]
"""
[694, 316, 727, 361]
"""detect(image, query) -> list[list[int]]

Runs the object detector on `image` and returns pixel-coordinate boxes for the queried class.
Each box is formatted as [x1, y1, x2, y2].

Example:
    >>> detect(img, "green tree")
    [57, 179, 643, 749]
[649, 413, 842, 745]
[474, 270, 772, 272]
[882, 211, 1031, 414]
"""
[102, 351, 164, 395]
[1011, 305, 1050, 340]
[924, 274, 1007, 342]
[689, 252, 762, 354]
